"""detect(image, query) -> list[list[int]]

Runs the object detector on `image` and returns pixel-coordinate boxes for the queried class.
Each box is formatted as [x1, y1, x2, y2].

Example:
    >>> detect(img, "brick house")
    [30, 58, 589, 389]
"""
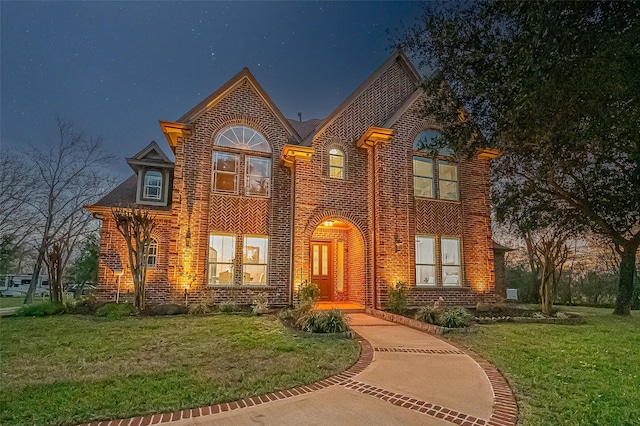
[86, 50, 499, 309]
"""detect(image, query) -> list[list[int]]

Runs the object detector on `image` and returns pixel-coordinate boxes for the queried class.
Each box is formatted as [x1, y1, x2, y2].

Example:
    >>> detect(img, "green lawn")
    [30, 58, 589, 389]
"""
[446, 306, 640, 426]
[0, 314, 359, 426]
[0, 296, 44, 309]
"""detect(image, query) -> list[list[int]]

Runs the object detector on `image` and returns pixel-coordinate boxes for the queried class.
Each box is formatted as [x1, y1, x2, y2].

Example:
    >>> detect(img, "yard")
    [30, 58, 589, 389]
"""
[447, 306, 640, 426]
[0, 313, 359, 426]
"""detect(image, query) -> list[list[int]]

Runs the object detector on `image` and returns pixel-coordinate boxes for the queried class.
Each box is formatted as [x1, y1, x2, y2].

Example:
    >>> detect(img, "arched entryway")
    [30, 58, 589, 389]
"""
[309, 218, 366, 304]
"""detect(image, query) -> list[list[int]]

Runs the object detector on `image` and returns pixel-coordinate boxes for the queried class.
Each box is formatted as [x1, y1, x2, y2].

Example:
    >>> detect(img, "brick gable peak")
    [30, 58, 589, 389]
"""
[174, 68, 301, 144]
[300, 49, 422, 146]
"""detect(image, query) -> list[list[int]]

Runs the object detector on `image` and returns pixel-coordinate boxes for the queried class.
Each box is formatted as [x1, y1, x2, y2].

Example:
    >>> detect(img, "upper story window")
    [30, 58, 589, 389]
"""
[413, 130, 458, 200]
[329, 148, 345, 179]
[143, 170, 162, 200]
[212, 126, 272, 197]
[439, 160, 459, 201]
[146, 238, 158, 268]
[413, 157, 433, 198]
[215, 126, 271, 153]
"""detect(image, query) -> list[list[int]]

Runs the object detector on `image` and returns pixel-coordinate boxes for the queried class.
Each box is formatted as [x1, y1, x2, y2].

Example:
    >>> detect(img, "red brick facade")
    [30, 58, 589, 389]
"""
[89, 51, 496, 308]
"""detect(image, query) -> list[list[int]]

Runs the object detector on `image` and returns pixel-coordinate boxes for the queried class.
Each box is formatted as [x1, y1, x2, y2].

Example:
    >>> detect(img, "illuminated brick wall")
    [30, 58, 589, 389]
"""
[95, 54, 495, 309]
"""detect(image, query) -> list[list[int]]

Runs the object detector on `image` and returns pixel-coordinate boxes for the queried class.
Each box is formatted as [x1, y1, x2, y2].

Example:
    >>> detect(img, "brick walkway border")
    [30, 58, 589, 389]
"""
[78, 319, 518, 426]
[78, 335, 374, 426]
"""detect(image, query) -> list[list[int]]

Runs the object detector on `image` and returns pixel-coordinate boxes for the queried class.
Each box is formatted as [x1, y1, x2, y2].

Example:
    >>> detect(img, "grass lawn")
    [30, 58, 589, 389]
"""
[0, 314, 359, 426]
[446, 305, 640, 426]
[0, 296, 45, 309]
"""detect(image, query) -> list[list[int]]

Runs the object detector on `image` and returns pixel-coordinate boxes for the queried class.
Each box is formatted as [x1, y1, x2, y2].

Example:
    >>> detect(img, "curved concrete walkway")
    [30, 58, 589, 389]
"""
[82, 314, 517, 426]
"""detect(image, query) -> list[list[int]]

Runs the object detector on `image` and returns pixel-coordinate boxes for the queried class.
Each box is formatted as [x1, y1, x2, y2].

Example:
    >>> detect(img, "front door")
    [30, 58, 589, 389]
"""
[311, 241, 333, 301]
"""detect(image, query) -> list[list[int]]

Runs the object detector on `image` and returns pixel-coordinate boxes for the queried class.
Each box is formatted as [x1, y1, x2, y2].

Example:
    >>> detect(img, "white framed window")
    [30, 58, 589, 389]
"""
[212, 125, 272, 197]
[208, 234, 236, 285]
[441, 237, 462, 286]
[146, 238, 158, 268]
[329, 148, 345, 179]
[243, 235, 268, 285]
[245, 156, 271, 197]
[413, 157, 434, 198]
[212, 152, 239, 194]
[143, 171, 162, 200]
[439, 160, 459, 201]
[413, 130, 453, 156]
[215, 125, 271, 153]
[415, 235, 436, 286]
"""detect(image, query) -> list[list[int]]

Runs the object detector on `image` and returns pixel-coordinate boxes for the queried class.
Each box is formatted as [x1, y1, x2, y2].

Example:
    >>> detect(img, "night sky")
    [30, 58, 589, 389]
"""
[1, 1, 426, 178]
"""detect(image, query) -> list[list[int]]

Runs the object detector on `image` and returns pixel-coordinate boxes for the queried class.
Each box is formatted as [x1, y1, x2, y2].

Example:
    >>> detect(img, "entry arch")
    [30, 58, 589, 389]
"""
[303, 211, 370, 305]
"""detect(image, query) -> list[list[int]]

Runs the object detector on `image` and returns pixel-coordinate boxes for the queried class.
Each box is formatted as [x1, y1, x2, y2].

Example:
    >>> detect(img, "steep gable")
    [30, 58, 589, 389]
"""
[172, 68, 301, 144]
[302, 50, 421, 145]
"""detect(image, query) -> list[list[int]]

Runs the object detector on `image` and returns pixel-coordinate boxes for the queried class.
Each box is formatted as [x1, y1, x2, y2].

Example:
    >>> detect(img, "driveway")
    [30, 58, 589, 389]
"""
[81, 313, 517, 426]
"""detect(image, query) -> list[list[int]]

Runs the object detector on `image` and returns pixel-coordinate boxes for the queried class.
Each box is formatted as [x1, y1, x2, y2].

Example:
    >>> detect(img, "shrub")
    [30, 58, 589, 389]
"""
[95, 302, 135, 319]
[301, 310, 349, 333]
[146, 303, 188, 316]
[16, 302, 66, 317]
[218, 300, 239, 313]
[436, 307, 472, 328]
[387, 281, 408, 314]
[298, 280, 320, 304]
[251, 292, 269, 315]
[415, 304, 439, 324]
[278, 308, 296, 321]
[188, 302, 214, 315]
[65, 296, 103, 315]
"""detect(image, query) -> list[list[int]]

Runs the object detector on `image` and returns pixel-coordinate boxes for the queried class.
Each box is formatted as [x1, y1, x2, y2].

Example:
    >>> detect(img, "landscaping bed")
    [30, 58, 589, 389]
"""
[469, 306, 585, 324]
[0, 314, 359, 426]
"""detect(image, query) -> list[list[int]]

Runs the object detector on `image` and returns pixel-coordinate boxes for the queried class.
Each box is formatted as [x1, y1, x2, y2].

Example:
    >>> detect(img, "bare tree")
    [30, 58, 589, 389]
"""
[0, 154, 38, 281]
[23, 116, 114, 304]
[523, 228, 572, 315]
[112, 206, 156, 311]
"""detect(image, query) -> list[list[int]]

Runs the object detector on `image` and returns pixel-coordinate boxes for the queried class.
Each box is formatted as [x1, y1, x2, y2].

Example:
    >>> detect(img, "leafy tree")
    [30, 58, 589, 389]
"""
[112, 206, 156, 311]
[399, 1, 640, 315]
[68, 233, 99, 298]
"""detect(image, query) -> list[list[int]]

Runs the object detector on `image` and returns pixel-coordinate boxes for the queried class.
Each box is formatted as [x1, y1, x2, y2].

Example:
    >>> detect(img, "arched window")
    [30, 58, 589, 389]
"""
[329, 148, 345, 179]
[143, 170, 162, 200]
[146, 238, 158, 268]
[212, 126, 272, 197]
[215, 126, 271, 153]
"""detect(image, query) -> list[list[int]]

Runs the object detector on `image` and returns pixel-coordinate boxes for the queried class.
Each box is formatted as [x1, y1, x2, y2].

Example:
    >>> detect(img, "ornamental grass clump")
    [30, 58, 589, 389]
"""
[414, 299, 472, 329]
[387, 281, 408, 314]
[301, 310, 349, 333]
[437, 307, 473, 328]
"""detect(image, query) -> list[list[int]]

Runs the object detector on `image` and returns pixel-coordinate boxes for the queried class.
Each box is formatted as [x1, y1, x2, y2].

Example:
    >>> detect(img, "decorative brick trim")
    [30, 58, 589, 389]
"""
[375, 347, 464, 355]
[77, 334, 373, 426]
[361, 309, 518, 426]
[423, 335, 518, 426]
[342, 379, 487, 426]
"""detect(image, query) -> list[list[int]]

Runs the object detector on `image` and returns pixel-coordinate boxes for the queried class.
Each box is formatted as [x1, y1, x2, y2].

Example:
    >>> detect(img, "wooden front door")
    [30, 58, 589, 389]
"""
[311, 241, 333, 301]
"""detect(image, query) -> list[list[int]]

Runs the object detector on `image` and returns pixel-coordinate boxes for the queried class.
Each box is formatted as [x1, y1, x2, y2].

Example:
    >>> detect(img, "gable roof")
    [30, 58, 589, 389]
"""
[126, 141, 174, 172]
[175, 68, 301, 144]
[300, 49, 422, 146]
[85, 175, 171, 213]
[287, 118, 324, 140]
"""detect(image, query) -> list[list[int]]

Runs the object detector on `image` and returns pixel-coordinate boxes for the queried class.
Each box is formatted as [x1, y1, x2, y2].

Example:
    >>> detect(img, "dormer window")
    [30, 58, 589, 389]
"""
[143, 170, 163, 200]
[129, 141, 174, 207]
[329, 148, 345, 179]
